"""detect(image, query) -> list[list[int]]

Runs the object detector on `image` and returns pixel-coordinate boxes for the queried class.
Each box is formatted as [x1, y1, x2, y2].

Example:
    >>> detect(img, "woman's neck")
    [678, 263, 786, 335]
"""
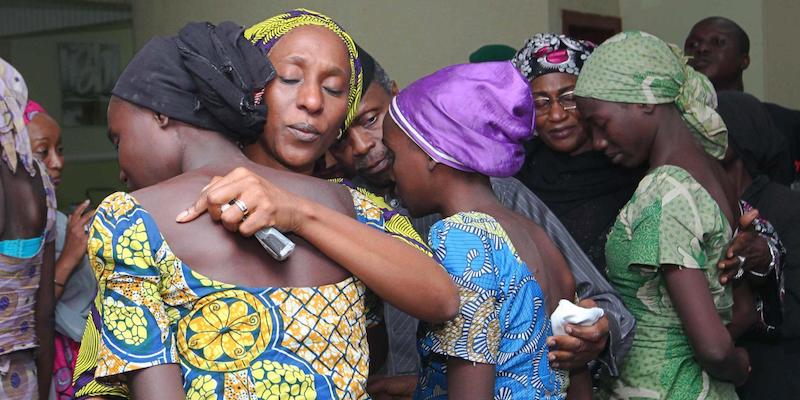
[437, 174, 501, 218]
[180, 129, 252, 173]
[648, 108, 706, 170]
[243, 143, 315, 176]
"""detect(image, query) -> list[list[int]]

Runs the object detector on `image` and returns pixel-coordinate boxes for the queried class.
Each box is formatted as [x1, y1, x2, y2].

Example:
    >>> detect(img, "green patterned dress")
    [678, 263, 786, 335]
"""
[599, 165, 737, 399]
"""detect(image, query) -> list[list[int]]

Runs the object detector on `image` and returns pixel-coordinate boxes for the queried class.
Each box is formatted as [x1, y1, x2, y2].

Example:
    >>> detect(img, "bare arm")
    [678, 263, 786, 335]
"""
[36, 241, 55, 400]
[176, 168, 459, 323]
[128, 364, 185, 400]
[446, 358, 495, 400]
[567, 367, 592, 400]
[662, 265, 749, 385]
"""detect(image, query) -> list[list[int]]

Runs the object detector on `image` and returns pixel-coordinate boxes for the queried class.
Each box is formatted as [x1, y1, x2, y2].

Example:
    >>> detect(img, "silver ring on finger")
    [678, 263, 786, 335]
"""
[232, 199, 249, 219]
[737, 255, 747, 268]
[83, 224, 90, 234]
[221, 199, 249, 222]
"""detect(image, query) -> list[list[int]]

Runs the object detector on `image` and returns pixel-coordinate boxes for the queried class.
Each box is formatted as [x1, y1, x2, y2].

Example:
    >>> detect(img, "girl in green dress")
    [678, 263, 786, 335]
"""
[573, 31, 751, 399]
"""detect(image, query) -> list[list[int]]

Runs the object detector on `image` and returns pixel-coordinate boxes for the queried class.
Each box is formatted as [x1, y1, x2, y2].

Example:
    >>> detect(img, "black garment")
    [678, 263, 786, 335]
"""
[515, 140, 643, 273]
[717, 92, 795, 185]
[737, 176, 800, 399]
[763, 102, 800, 182]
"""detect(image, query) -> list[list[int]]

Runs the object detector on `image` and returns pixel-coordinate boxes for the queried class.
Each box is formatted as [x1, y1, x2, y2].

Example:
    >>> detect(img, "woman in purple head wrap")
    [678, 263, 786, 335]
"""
[383, 61, 592, 399]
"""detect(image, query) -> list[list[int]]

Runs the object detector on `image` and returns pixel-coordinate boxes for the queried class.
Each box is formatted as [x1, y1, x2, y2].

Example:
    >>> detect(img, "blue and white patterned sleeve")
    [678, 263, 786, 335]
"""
[421, 219, 500, 365]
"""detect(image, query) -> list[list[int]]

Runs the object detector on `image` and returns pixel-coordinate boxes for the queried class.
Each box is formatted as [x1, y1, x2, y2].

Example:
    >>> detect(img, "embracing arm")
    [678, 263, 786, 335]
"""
[663, 265, 749, 385]
[176, 168, 459, 323]
[36, 241, 55, 400]
[290, 198, 458, 322]
[717, 208, 782, 285]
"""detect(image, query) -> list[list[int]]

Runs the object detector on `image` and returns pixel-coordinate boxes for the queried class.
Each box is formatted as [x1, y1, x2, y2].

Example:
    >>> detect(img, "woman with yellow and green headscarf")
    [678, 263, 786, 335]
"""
[574, 31, 749, 399]
[71, 10, 459, 400]
[241, 8, 363, 175]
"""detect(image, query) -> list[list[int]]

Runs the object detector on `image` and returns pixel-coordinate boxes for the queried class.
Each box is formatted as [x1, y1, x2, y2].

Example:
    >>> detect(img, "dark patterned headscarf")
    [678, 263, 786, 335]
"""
[512, 33, 596, 81]
[113, 21, 275, 144]
[244, 9, 362, 133]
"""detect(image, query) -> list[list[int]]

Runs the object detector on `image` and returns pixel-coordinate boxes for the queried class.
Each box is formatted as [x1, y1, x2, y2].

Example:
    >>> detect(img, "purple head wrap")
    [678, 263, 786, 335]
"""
[389, 61, 534, 177]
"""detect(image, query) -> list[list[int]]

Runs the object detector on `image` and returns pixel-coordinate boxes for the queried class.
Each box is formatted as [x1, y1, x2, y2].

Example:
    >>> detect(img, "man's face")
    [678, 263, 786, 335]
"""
[330, 81, 395, 187]
[684, 20, 748, 88]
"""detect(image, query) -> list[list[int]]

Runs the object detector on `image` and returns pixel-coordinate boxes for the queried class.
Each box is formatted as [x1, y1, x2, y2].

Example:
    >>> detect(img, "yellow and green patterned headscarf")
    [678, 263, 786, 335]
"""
[244, 9, 362, 134]
[574, 30, 727, 159]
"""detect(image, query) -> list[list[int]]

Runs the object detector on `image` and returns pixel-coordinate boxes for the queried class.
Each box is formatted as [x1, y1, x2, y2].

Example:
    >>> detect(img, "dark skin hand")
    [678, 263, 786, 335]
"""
[547, 298, 609, 370]
[718, 209, 772, 285]
[55, 199, 94, 298]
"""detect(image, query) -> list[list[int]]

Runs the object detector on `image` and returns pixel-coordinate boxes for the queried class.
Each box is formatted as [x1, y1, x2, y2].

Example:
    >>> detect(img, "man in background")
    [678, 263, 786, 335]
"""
[685, 16, 798, 185]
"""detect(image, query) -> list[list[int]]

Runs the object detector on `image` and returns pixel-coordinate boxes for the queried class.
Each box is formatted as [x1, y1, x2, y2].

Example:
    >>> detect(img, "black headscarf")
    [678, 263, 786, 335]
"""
[716, 91, 794, 184]
[112, 21, 275, 144]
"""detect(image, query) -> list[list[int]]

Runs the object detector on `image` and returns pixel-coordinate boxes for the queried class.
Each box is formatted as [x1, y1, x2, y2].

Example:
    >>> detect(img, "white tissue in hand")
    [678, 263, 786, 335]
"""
[550, 299, 605, 336]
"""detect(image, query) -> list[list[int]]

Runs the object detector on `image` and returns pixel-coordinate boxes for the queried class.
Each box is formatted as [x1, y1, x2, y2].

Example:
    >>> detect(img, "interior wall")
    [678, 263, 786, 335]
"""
[132, 0, 551, 87]
[1, 22, 133, 209]
[619, 0, 765, 99]
[763, 0, 800, 108]
[548, 0, 620, 35]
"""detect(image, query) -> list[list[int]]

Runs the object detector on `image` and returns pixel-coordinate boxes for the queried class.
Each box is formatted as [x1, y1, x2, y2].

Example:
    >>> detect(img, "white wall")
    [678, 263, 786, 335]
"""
[763, 0, 800, 108]
[548, 0, 620, 35]
[619, 0, 765, 99]
[131, 0, 551, 87]
[1, 22, 133, 208]
[5, 22, 134, 160]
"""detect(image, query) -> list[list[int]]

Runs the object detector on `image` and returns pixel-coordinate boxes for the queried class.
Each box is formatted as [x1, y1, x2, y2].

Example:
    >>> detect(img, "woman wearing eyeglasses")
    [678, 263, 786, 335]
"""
[511, 33, 645, 273]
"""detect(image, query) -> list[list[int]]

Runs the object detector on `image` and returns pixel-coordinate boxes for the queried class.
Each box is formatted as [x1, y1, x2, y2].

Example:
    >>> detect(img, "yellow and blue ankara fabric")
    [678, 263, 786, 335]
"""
[73, 186, 425, 400]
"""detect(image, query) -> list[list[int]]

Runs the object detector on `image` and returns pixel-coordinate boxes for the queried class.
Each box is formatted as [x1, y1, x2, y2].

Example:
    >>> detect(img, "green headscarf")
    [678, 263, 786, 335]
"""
[574, 31, 727, 159]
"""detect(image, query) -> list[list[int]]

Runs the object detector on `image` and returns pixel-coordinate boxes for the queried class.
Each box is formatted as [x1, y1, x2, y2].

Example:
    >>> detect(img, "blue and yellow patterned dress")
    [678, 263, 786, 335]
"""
[415, 212, 568, 400]
[73, 187, 429, 400]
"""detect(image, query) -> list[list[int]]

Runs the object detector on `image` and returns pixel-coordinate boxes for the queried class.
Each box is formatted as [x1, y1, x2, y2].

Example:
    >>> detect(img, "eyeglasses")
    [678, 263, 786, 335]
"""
[534, 90, 577, 112]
